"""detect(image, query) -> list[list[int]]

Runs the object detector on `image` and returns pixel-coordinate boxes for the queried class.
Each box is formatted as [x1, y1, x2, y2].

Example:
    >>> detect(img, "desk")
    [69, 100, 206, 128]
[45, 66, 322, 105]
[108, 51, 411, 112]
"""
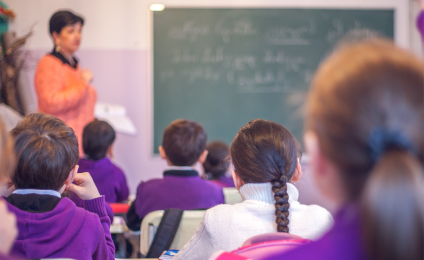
[111, 217, 141, 258]
[111, 217, 128, 258]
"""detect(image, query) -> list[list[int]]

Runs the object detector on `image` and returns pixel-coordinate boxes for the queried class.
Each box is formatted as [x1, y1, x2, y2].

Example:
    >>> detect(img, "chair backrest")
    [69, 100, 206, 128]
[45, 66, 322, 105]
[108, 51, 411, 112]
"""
[242, 232, 303, 247]
[139, 210, 206, 256]
[222, 187, 243, 205]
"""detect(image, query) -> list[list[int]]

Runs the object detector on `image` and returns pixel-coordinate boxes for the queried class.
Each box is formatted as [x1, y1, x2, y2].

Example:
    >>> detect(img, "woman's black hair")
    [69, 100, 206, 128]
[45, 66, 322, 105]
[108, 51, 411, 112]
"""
[49, 10, 84, 35]
[230, 119, 302, 233]
[203, 141, 230, 179]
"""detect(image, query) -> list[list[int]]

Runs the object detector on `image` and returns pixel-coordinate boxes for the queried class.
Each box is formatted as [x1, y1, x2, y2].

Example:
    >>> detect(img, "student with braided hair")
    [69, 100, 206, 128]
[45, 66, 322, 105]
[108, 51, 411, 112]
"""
[174, 119, 333, 260]
[212, 39, 424, 260]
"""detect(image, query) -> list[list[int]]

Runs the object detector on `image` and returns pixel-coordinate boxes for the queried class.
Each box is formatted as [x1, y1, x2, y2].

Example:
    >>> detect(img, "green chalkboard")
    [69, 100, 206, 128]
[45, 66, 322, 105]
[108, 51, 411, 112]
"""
[153, 8, 394, 153]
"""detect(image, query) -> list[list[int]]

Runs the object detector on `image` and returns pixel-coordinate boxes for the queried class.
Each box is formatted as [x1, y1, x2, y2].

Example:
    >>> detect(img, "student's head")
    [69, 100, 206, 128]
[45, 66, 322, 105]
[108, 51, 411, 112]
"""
[49, 10, 84, 54]
[230, 119, 302, 233]
[159, 119, 208, 167]
[10, 113, 79, 191]
[83, 119, 116, 161]
[0, 118, 15, 183]
[305, 39, 424, 259]
[203, 141, 230, 179]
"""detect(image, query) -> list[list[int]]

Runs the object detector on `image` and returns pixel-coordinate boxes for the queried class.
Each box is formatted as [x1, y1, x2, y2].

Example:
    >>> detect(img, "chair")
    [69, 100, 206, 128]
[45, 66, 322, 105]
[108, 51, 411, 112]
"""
[139, 210, 206, 256]
[223, 187, 243, 205]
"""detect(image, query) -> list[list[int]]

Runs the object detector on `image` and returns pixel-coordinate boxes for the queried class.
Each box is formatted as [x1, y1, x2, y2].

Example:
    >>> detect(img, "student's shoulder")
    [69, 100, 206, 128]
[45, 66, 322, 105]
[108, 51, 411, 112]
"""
[199, 178, 224, 190]
[59, 198, 106, 224]
[294, 203, 333, 222]
[204, 203, 236, 220]
[136, 178, 166, 190]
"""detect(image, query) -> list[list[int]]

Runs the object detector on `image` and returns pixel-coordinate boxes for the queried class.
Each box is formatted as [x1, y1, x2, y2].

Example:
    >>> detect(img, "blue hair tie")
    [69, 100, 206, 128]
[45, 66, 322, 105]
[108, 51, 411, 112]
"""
[368, 128, 415, 163]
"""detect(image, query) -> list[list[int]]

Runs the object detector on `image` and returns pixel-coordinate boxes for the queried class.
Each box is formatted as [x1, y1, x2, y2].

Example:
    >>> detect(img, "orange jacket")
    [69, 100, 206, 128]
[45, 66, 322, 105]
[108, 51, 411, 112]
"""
[34, 54, 97, 156]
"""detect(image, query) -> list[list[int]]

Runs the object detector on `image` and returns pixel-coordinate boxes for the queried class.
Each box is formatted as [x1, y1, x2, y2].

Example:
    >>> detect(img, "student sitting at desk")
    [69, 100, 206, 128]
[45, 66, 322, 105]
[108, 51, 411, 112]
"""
[69, 119, 129, 207]
[126, 119, 225, 231]
[4, 113, 115, 260]
[202, 141, 235, 187]
[174, 119, 333, 260]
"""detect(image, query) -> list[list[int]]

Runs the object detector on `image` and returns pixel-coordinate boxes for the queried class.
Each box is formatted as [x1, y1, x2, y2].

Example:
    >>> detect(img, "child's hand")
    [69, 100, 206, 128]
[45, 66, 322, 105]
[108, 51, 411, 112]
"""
[67, 172, 101, 200]
[0, 179, 15, 197]
[0, 200, 17, 254]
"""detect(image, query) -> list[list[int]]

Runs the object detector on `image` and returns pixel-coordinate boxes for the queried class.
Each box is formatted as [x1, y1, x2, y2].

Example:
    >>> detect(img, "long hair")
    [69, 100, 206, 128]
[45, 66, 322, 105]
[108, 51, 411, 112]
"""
[230, 119, 301, 232]
[307, 39, 424, 259]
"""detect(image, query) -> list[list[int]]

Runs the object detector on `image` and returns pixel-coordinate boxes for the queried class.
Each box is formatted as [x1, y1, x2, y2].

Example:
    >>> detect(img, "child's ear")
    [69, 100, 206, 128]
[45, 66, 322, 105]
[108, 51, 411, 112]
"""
[107, 145, 114, 158]
[66, 165, 79, 187]
[291, 158, 302, 184]
[158, 146, 167, 160]
[59, 165, 78, 193]
[197, 150, 208, 164]
[232, 170, 244, 191]
[305, 131, 345, 203]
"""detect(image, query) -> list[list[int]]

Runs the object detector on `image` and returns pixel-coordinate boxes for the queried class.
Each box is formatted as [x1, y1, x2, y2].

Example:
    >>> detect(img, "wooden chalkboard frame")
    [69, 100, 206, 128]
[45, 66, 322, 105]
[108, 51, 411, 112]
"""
[146, 0, 409, 156]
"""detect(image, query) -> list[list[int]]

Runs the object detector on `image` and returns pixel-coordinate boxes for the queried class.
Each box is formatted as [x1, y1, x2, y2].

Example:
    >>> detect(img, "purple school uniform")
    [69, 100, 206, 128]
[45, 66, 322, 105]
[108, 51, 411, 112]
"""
[69, 157, 129, 221]
[212, 176, 235, 187]
[0, 253, 20, 260]
[71, 158, 129, 204]
[6, 195, 115, 260]
[126, 169, 225, 230]
[417, 10, 424, 44]
[259, 204, 367, 260]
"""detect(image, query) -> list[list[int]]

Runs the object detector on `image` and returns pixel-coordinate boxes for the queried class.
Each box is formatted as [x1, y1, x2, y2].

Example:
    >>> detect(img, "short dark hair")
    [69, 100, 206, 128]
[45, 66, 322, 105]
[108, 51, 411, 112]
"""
[83, 119, 116, 160]
[162, 119, 207, 166]
[203, 141, 230, 179]
[49, 10, 84, 35]
[10, 113, 79, 190]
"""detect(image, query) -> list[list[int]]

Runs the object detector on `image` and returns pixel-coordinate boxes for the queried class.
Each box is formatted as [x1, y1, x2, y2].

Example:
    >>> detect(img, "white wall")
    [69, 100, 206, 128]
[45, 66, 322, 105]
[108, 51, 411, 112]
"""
[4, 0, 418, 209]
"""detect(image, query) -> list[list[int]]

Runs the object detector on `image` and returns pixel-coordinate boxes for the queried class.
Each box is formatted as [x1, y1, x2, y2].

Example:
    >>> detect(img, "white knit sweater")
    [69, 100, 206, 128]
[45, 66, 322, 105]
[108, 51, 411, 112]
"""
[173, 183, 333, 260]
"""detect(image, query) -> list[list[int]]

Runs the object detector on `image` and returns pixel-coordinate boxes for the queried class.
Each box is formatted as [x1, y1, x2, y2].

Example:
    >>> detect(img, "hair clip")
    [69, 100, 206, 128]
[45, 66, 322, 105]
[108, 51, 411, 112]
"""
[368, 127, 415, 163]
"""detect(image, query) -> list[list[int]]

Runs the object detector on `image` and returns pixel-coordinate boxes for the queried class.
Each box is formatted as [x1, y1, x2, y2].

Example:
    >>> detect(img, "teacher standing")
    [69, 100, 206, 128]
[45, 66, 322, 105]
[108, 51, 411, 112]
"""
[35, 10, 97, 156]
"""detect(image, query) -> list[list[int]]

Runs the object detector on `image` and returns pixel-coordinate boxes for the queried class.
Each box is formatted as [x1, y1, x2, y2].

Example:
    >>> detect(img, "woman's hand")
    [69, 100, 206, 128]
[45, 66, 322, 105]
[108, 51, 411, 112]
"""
[81, 68, 93, 84]
[67, 172, 101, 200]
[0, 200, 17, 255]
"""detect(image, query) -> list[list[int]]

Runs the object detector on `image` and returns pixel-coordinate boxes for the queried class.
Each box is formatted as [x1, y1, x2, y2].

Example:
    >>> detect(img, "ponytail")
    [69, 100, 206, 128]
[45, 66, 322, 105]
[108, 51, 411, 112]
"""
[361, 151, 424, 260]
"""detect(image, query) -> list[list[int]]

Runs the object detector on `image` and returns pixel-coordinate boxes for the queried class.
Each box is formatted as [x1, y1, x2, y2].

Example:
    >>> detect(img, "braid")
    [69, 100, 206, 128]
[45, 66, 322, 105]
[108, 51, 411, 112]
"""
[272, 174, 290, 233]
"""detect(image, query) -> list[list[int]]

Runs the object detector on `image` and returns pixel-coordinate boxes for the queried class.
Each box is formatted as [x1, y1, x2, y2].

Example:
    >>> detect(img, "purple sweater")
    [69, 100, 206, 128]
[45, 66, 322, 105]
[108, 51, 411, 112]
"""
[126, 169, 225, 230]
[211, 176, 235, 187]
[257, 204, 367, 260]
[70, 158, 129, 204]
[6, 196, 115, 260]
[417, 10, 424, 44]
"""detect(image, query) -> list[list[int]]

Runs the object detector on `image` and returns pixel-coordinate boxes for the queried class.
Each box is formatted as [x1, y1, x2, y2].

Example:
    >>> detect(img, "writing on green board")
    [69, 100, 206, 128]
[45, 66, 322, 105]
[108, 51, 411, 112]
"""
[153, 8, 394, 154]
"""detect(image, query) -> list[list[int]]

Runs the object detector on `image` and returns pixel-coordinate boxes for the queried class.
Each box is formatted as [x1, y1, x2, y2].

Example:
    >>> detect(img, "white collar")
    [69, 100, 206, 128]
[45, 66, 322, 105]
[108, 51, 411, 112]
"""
[13, 189, 61, 198]
[239, 183, 299, 205]
[167, 166, 194, 171]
